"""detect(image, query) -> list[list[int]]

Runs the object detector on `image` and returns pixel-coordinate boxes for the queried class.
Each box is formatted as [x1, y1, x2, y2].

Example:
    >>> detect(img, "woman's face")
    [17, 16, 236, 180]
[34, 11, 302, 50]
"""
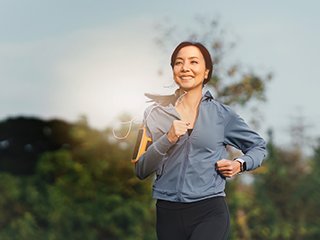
[173, 46, 209, 91]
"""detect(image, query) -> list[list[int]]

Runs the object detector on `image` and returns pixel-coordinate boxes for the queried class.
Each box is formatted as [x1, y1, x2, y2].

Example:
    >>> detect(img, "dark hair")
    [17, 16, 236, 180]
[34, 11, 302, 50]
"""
[170, 41, 213, 85]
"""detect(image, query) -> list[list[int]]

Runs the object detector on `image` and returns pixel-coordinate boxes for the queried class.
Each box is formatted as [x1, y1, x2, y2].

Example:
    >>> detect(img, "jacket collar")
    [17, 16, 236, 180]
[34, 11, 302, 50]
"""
[154, 90, 215, 119]
[202, 90, 215, 102]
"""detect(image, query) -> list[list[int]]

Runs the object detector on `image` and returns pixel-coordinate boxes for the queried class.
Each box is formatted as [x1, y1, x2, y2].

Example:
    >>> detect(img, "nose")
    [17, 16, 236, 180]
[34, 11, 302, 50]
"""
[181, 62, 190, 72]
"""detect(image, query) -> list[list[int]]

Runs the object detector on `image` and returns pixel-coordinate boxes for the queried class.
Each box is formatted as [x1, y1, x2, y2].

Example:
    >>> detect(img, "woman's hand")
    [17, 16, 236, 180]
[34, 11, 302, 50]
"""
[166, 120, 190, 143]
[215, 159, 241, 178]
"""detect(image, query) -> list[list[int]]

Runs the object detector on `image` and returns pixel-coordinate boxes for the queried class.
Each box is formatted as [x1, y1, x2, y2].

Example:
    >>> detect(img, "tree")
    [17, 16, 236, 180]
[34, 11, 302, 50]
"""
[0, 117, 156, 239]
[250, 130, 311, 240]
[298, 138, 320, 239]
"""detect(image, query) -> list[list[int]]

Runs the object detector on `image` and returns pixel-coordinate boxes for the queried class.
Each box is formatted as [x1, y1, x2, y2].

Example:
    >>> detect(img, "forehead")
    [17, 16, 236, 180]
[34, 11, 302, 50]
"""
[176, 45, 204, 59]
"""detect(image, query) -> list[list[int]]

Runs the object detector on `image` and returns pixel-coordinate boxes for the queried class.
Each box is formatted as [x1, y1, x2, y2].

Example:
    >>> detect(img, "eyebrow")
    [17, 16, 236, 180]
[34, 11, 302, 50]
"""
[175, 56, 200, 61]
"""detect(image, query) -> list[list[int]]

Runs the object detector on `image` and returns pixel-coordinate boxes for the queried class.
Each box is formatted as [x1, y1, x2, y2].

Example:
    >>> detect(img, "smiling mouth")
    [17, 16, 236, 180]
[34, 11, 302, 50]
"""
[180, 76, 194, 80]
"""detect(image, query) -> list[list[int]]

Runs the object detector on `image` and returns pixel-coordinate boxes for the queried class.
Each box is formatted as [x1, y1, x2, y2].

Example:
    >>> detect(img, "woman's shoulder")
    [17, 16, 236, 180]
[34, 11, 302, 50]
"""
[144, 92, 177, 107]
[202, 91, 232, 112]
[204, 95, 237, 120]
[142, 92, 177, 120]
[143, 103, 159, 120]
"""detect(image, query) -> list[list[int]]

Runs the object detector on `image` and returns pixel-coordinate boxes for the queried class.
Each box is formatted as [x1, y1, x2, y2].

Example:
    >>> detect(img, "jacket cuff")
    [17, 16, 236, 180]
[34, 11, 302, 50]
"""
[239, 155, 256, 171]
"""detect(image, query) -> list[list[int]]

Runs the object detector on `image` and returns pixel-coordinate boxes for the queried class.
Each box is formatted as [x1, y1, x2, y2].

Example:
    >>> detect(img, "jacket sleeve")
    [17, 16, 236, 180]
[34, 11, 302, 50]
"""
[223, 108, 267, 171]
[135, 109, 175, 180]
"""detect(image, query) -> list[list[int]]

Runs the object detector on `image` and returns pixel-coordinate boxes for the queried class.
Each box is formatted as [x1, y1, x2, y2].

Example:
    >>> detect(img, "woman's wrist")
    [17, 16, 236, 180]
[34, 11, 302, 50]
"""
[166, 132, 178, 144]
[234, 158, 246, 173]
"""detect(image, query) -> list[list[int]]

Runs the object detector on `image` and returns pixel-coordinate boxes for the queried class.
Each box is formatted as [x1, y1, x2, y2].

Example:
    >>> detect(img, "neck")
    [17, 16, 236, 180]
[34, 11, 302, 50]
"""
[177, 88, 202, 109]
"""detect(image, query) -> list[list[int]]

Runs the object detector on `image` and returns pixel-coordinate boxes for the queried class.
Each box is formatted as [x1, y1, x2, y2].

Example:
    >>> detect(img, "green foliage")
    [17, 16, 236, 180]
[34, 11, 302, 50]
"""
[0, 119, 156, 240]
[223, 131, 320, 240]
[247, 134, 320, 240]
[1, 116, 320, 239]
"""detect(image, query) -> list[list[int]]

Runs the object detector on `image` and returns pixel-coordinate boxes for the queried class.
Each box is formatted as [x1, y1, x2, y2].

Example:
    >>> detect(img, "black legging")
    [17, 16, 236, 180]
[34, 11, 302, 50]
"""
[156, 197, 230, 240]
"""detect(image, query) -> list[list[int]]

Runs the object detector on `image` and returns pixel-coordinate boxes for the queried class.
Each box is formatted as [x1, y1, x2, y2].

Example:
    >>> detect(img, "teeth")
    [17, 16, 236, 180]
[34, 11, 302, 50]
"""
[181, 76, 194, 80]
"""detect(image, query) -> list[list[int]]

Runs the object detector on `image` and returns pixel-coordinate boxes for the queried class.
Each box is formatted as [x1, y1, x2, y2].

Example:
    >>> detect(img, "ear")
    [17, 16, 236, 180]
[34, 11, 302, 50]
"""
[204, 69, 209, 79]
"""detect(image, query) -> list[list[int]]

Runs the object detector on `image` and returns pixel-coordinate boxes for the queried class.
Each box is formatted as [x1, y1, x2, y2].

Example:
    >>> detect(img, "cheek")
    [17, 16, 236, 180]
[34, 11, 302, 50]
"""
[198, 68, 208, 78]
[172, 72, 177, 80]
[173, 69, 180, 79]
[194, 70, 204, 79]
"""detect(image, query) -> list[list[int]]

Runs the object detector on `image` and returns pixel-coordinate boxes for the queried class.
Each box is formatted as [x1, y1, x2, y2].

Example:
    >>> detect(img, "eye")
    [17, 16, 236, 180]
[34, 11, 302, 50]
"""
[174, 61, 183, 66]
[191, 60, 198, 64]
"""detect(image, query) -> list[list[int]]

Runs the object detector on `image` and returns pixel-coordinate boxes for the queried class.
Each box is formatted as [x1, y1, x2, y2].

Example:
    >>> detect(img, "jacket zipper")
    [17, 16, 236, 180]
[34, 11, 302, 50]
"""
[176, 137, 191, 201]
[176, 101, 202, 201]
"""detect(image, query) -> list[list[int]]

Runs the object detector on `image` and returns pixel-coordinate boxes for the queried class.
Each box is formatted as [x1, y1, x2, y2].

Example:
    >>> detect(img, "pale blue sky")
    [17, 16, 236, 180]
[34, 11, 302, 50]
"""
[1, 0, 319, 149]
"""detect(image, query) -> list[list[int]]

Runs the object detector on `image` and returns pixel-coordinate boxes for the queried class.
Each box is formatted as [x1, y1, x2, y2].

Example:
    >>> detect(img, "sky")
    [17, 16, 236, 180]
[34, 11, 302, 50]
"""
[1, 0, 320, 150]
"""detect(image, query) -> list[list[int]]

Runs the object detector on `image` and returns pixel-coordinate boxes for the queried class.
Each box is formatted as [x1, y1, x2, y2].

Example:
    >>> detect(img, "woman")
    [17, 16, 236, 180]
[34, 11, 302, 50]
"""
[135, 41, 266, 240]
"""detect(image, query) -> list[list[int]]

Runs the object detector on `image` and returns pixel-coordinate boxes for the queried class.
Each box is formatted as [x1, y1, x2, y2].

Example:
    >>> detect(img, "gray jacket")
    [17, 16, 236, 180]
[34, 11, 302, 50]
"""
[135, 90, 266, 202]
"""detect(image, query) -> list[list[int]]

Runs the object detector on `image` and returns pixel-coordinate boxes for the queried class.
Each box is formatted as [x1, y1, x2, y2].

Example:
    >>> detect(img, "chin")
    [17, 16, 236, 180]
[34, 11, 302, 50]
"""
[179, 83, 202, 91]
[180, 86, 193, 91]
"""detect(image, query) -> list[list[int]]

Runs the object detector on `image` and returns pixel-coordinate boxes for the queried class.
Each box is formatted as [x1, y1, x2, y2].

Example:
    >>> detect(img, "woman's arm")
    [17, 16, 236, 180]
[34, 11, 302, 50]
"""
[223, 109, 267, 171]
[135, 131, 174, 180]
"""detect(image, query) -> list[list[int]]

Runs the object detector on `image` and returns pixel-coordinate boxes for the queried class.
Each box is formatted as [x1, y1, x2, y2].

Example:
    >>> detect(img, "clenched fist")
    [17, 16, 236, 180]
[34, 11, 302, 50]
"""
[215, 159, 241, 178]
[166, 120, 190, 144]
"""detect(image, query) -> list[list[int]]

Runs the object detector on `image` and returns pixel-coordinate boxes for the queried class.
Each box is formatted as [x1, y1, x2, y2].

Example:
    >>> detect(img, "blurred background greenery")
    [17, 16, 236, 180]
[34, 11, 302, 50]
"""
[1, 113, 320, 239]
